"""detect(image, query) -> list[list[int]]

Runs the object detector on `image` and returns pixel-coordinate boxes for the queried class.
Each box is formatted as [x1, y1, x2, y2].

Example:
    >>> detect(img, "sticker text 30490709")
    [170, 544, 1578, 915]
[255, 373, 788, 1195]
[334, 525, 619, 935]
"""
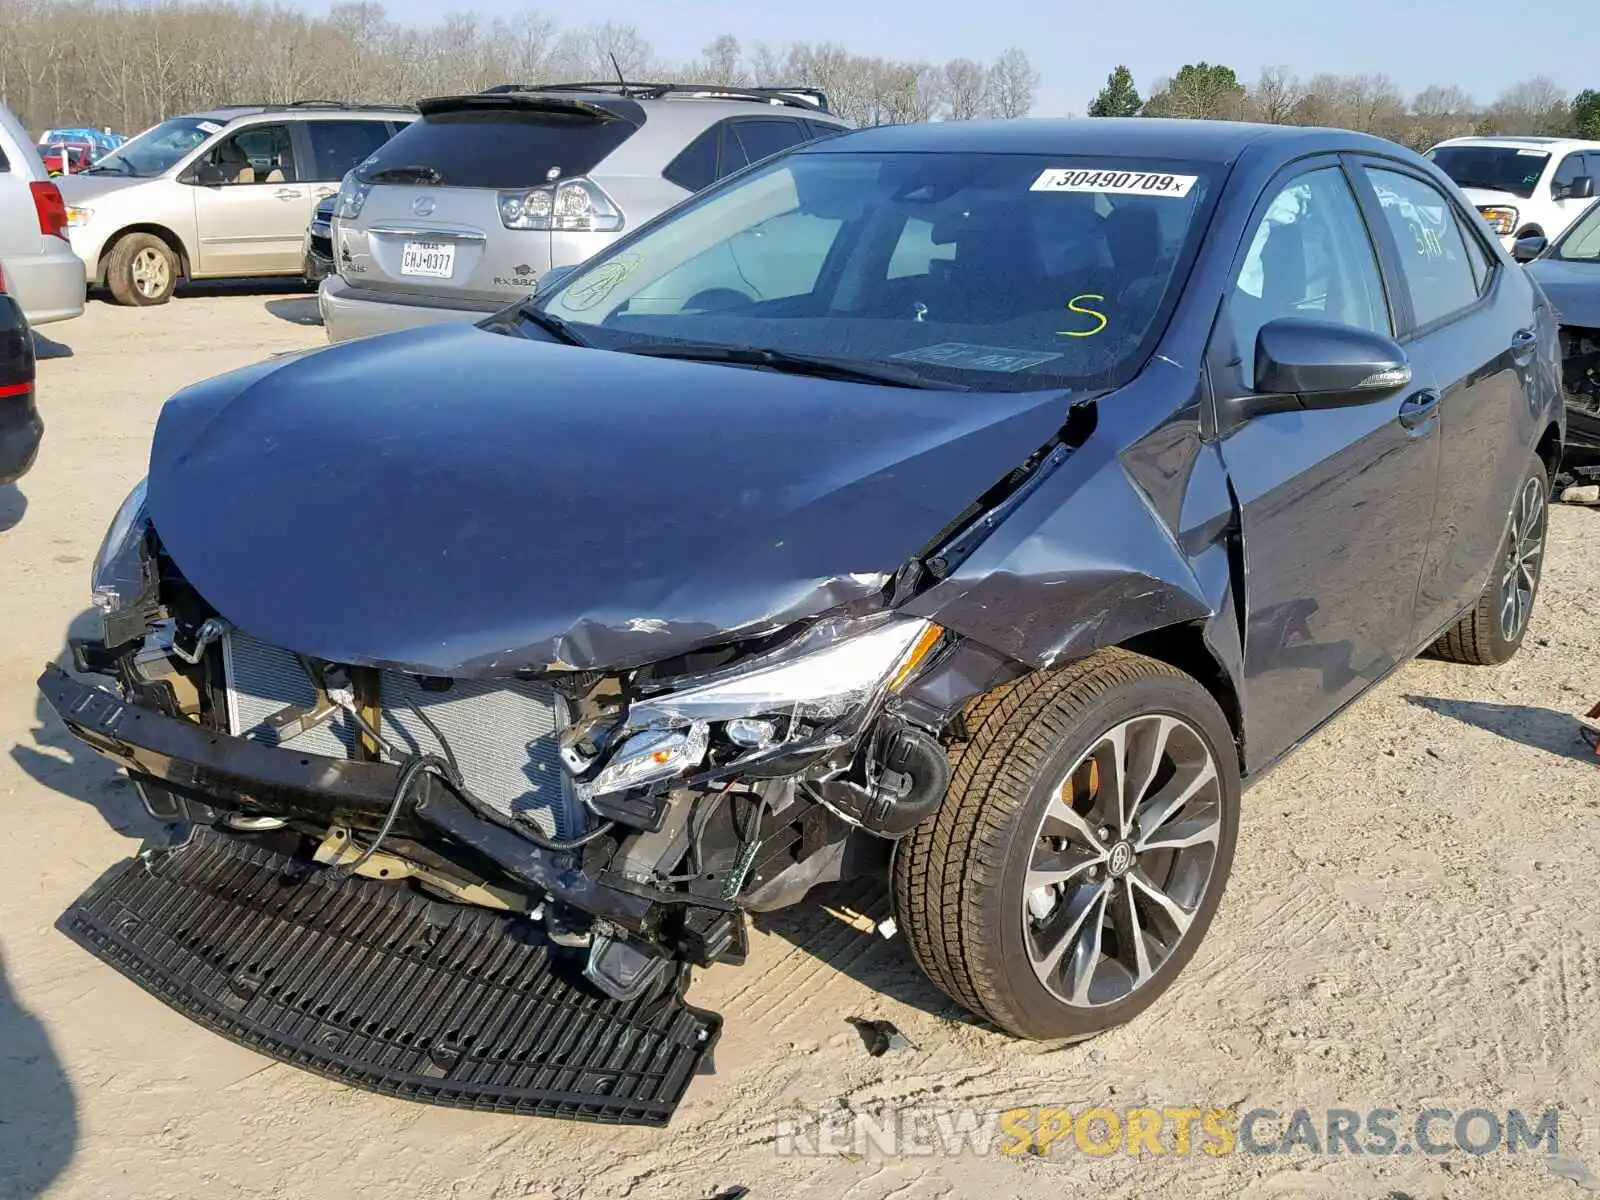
[1032, 168, 1198, 198]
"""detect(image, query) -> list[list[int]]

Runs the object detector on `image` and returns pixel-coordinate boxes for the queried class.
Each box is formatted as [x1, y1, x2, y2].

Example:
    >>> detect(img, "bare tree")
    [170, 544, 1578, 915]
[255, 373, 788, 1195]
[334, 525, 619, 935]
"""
[1249, 66, 1301, 124]
[694, 35, 747, 86]
[938, 58, 988, 121]
[1489, 76, 1572, 135]
[983, 48, 1037, 119]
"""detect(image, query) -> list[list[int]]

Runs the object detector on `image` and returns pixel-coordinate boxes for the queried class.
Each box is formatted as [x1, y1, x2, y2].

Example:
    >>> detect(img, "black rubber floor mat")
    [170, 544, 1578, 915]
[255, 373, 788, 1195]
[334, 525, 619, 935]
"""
[61, 827, 720, 1125]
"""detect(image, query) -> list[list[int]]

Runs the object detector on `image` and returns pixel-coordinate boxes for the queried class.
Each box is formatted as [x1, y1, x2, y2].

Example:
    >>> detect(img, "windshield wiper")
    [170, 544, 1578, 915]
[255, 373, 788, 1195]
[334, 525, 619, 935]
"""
[84, 160, 132, 175]
[620, 343, 965, 390]
[514, 299, 587, 346]
[364, 164, 443, 185]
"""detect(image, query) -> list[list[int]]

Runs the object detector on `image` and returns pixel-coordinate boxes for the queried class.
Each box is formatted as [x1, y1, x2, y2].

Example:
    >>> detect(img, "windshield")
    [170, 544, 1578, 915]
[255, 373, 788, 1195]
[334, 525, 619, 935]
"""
[1427, 145, 1549, 199]
[534, 149, 1220, 391]
[1554, 199, 1600, 261]
[86, 117, 216, 177]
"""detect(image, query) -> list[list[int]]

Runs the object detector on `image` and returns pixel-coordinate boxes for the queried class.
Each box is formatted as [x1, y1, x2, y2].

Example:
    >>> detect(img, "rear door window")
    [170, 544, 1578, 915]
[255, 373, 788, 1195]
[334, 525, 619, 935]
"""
[1363, 167, 1483, 329]
[731, 119, 808, 166]
[359, 107, 637, 190]
[305, 120, 394, 183]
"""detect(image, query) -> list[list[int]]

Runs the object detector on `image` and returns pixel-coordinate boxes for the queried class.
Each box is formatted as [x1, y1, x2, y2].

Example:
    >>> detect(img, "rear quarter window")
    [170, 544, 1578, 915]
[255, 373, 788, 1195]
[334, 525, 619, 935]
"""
[359, 107, 638, 190]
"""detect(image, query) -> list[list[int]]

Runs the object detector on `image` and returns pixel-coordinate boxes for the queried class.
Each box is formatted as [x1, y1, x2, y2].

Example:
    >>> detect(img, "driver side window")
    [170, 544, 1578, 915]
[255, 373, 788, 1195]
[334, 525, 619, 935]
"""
[202, 125, 297, 185]
[1224, 167, 1390, 388]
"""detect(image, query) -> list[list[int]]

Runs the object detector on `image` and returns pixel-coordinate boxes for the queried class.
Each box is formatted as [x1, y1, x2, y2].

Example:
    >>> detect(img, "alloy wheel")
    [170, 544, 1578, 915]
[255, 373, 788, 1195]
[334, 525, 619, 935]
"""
[1499, 477, 1546, 642]
[1022, 714, 1223, 1008]
[131, 247, 171, 299]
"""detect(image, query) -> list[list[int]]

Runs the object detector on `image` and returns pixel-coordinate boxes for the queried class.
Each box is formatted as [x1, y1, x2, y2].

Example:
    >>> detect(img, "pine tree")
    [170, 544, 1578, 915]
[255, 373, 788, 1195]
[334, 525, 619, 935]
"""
[1088, 66, 1143, 118]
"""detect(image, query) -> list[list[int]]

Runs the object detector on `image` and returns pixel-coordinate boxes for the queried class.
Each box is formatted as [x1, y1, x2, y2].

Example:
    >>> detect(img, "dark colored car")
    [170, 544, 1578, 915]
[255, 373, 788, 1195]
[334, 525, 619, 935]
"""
[303, 193, 334, 284]
[1518, 199, 1600, 479]
[0, 277, 41, 485]
[43, 119, 1563, 1123]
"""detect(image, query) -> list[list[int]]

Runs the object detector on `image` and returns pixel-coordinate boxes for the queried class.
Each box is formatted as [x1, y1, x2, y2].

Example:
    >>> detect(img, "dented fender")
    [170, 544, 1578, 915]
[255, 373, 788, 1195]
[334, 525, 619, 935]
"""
[904, 387, 1243, 702]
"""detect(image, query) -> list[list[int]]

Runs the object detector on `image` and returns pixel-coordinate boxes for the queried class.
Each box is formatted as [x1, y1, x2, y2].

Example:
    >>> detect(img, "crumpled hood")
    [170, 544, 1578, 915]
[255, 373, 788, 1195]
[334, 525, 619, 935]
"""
[148, 324, 1078, 676]
[1527, 258, 1600, 327]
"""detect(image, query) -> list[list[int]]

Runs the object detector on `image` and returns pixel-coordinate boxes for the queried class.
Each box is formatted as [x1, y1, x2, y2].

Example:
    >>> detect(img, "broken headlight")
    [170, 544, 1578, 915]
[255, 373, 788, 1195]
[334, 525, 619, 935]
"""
[91, 477, 150, 617]
[577, 616, 943, 800]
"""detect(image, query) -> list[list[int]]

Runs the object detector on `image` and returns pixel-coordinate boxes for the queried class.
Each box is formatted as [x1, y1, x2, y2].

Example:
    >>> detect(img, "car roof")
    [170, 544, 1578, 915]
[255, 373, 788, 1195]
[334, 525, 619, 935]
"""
[185, 102, 416, 124]
[1434, 135, 1600, 151]
[804, 117, 1398, 164]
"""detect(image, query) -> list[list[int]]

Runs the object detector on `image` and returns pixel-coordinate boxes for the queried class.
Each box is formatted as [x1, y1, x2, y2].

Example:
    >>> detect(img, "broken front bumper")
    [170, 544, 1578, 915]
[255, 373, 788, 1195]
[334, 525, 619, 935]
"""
[38, 664, 738, 949]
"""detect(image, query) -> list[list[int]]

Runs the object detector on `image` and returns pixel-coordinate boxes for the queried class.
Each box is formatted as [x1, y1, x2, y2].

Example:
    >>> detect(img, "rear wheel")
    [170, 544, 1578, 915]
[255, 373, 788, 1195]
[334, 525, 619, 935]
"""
[891, 649, 1240, 1041]
[1429, 455, 1549, 666]
[106, 233, 177, 306]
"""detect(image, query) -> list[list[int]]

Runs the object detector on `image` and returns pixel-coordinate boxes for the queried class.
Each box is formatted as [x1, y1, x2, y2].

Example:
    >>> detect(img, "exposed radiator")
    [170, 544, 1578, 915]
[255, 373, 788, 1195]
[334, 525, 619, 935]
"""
[221, 631, 580, 837]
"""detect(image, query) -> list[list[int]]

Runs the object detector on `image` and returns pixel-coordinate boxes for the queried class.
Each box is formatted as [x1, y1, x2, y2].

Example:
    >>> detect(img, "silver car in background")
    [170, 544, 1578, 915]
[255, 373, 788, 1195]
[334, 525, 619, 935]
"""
[56, 102, 413, 305]
[319, 82, 848, 342]
[0, 103, 85, 325]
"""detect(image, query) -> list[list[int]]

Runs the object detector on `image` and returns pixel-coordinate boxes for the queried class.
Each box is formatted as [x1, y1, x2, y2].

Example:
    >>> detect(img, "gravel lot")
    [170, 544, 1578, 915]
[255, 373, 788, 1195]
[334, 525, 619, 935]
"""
[2, 292, 1598, 1200]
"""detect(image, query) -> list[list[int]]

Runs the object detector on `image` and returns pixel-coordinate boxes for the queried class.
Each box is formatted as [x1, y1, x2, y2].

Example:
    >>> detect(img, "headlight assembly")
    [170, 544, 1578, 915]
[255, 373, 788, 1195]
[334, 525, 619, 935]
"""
[577, 616, 944, 800]
[1478, 205, 1518, 236]
[91, 479, 157, 645]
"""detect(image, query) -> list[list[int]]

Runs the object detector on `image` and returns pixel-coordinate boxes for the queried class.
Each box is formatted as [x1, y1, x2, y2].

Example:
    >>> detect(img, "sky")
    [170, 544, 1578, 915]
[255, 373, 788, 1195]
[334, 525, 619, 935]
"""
[299, 0, 1591, 116]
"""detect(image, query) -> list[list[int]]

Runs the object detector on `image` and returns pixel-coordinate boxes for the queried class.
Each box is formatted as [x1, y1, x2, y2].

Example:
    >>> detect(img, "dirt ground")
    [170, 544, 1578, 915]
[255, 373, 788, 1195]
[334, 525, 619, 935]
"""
[2, 291, 1599, 1200]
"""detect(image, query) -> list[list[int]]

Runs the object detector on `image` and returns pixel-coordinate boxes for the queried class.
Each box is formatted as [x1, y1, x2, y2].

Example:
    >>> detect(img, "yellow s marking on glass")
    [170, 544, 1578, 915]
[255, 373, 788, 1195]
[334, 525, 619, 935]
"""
[1059, 294, 1108, 337]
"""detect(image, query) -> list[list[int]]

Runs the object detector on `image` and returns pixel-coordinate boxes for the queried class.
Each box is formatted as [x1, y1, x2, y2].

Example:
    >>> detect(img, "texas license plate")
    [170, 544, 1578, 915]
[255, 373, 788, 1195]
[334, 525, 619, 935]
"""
[400, 241, 455, 278]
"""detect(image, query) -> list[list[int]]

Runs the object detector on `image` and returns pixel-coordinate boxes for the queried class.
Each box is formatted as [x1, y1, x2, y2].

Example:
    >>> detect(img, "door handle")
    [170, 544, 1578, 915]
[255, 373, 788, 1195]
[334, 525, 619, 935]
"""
[1397, 388, 1441, 432]
[275, 187, 303, 201]
[1510, 328, 1538, 364]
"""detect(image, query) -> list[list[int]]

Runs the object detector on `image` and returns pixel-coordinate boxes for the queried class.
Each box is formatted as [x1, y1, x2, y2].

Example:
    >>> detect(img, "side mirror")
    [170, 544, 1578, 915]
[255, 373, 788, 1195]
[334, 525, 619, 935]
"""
[1512, 234, 1548, 262]
[1236, 319, 1411, 418]
[1569, 175, 1595, 201]
[186, 162, 225, 187]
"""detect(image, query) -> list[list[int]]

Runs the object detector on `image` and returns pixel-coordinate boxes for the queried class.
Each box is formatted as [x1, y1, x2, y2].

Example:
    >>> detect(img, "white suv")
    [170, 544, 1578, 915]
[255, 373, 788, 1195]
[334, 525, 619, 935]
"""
[1427, 135, 1600, 250]
[0, 103, 85, 325]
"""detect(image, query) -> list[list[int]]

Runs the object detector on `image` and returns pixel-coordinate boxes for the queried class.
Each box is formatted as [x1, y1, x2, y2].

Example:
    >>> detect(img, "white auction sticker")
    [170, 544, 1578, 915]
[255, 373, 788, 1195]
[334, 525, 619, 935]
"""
[197, 120, 223, 134]
[1031, 168, 1199, 198]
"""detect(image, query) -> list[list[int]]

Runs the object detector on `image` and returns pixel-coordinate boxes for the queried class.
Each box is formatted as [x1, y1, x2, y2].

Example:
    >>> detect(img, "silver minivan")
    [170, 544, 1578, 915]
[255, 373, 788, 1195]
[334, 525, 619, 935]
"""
[57, 103, 413, 305]
[319, 83, 847, 342]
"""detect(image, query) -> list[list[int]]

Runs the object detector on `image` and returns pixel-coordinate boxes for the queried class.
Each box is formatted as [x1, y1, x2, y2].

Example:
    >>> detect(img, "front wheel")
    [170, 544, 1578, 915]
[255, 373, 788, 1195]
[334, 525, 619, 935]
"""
[892, 649, 1240, 1041]
[1428, 455, 1549, 666]
[106, 233, 178, 306]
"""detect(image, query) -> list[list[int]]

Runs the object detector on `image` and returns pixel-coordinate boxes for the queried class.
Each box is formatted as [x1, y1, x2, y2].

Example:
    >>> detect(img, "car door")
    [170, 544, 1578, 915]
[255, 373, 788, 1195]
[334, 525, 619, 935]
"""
[1354, 162, 1536, 637]
[1209, 159, 1442, 765]
[190, 123, 307, 275]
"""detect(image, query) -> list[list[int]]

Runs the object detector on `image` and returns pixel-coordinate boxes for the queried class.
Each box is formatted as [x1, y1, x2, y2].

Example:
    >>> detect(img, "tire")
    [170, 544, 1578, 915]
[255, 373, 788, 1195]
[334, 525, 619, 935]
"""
[891, 648, 1241, 1041]
[1428, 454, 1549, 666]
[106, 233, 178, 306]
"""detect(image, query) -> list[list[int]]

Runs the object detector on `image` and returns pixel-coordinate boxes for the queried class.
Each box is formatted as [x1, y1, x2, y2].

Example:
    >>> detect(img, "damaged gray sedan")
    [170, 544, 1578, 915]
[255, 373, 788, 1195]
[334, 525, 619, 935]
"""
[44, 118, 1563, 1124]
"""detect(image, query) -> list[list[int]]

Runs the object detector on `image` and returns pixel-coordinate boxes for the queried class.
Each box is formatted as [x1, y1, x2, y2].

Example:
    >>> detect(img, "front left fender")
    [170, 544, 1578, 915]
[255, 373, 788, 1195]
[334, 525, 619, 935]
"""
[903, 424, 1242, 696]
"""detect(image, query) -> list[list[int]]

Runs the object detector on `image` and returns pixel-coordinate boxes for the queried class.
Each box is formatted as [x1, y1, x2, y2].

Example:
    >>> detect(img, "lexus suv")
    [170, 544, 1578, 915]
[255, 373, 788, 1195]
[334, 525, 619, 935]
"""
[318, 82, 848, 342]
[45, 119, 1562, 1125]
[1428, 135, 1600, 250]
[56, 102, 413, 305]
